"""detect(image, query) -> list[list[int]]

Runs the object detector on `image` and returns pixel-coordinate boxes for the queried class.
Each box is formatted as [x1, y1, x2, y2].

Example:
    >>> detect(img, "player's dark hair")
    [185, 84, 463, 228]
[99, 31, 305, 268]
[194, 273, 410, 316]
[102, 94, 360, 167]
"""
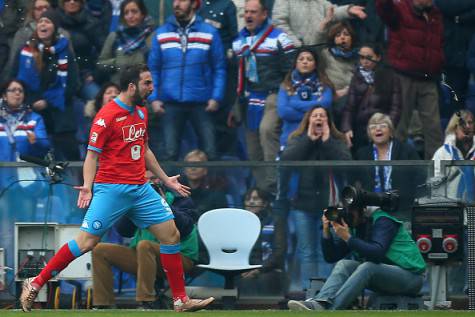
[119, 64, 150, 91]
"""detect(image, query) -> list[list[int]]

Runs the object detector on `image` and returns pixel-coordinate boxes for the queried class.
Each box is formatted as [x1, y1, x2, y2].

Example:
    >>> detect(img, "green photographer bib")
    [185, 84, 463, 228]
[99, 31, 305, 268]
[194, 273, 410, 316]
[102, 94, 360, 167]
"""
[372, 210, 426, 273]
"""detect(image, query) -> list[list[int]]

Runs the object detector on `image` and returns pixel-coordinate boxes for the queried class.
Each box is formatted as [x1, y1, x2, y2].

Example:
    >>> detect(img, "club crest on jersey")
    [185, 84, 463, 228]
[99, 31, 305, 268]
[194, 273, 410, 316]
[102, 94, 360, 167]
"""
[123, 123, 146, 142]
[95, 118, 107, 127]
[90, 132, 98, 143]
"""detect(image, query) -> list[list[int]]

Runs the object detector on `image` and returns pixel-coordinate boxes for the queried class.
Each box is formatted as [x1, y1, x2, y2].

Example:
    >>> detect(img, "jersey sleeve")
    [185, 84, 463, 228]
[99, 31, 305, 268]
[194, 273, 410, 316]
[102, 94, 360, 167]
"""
[87, 111, 114, 154]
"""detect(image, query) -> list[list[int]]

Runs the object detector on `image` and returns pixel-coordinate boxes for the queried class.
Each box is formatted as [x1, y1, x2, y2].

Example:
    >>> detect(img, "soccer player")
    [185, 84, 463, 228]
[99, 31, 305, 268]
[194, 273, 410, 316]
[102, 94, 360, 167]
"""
[20, 64, 214, 312]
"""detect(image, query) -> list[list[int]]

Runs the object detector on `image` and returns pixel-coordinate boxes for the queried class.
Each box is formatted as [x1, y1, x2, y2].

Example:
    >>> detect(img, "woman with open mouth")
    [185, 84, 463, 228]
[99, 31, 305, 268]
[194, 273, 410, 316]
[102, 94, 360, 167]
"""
[13, 8, 81, 160]
[314, 7, 359, 125]
[353, 112, 422, 214]
[280, 106, 351, 291]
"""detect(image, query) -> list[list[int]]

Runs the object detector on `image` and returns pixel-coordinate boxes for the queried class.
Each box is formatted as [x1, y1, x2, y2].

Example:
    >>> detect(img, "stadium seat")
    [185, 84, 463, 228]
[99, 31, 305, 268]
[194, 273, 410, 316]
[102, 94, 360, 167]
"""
[197, 208, 262, 308]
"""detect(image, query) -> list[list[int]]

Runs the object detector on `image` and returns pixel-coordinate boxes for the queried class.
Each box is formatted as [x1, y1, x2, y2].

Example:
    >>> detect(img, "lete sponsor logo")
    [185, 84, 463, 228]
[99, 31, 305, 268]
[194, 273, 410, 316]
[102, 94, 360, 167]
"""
[122, 123, 146, 142]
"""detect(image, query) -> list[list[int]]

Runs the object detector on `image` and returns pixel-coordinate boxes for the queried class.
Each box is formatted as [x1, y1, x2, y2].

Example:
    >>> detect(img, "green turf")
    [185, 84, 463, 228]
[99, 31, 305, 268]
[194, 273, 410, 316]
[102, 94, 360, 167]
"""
[1, 310, 474, 317]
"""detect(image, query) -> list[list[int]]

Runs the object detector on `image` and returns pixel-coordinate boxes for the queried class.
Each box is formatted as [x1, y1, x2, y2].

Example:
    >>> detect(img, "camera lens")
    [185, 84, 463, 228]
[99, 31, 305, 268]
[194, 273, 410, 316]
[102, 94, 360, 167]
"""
[342, 186, 357, 206]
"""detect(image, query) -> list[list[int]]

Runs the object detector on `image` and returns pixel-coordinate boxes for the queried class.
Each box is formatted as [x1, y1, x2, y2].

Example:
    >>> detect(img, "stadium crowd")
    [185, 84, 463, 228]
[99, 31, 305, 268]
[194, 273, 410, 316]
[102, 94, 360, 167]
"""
[1, 0, 475, 310]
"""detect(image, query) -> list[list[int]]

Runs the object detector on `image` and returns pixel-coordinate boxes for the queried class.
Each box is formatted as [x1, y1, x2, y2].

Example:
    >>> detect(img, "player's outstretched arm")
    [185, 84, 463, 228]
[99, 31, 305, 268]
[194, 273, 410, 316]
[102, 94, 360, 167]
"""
[144, 144, 191, 197]
[74, 150, 99, 208]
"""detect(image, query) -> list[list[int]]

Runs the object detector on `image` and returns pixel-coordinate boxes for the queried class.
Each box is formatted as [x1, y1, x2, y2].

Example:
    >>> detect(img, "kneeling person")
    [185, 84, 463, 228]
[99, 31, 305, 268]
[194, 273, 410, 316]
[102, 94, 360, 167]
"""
[288, 204, 426, 311]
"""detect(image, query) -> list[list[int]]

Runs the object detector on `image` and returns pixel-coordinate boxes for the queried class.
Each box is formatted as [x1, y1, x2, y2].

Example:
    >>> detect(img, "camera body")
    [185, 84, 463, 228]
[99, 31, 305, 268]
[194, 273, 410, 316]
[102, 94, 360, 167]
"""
[323, 206, 349, 225]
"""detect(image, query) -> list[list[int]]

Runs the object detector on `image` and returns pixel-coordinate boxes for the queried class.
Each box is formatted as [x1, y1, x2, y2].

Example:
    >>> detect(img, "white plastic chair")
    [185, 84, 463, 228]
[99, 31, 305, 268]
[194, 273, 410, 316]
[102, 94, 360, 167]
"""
[197, 208, 262, 303]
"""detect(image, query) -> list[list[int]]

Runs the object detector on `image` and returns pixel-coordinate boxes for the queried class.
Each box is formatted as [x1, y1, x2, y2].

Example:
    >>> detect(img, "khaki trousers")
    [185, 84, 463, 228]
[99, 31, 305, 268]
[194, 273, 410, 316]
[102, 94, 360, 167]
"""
[92, 241, 193, 305]
[394, 73, 443, 159]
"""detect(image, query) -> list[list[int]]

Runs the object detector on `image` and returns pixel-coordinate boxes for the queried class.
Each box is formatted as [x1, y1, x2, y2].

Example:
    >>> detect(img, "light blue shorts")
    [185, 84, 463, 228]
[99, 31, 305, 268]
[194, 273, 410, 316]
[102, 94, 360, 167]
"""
[80, 183, 174, 237]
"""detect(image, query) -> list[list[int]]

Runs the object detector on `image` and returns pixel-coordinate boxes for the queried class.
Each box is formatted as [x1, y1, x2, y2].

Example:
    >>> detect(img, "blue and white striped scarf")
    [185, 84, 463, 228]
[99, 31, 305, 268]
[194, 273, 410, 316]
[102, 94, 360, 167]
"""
[115, 17, 154, 55]
[17, 36, 69, 111]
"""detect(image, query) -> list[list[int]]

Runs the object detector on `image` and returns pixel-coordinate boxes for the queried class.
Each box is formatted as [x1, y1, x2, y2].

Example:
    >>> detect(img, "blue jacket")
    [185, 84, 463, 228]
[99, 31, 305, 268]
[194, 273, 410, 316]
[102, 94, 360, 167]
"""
[277, 83, 333, 147]
[0, 110, 50, 162]
[148, 15, 226, 103]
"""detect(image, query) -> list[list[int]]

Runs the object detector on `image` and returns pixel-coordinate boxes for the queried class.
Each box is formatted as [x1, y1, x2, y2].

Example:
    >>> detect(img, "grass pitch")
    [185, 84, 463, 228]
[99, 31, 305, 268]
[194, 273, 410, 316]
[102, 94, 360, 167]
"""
[1, 310, 474, 317]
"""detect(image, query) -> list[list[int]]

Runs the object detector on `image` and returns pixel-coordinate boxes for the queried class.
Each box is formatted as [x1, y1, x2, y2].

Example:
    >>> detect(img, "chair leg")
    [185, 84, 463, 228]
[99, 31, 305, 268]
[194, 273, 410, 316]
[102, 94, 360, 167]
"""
[223, 273, 237, 309]
[224, 274, 235, 290]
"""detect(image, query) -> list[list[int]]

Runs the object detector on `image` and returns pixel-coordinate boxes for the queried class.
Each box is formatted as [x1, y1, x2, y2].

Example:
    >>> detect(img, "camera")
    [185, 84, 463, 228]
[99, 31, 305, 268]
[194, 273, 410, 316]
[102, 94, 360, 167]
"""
[341, 185, 399, 212]
[324, 186, 400, 227]
[323, 206, 349, 225]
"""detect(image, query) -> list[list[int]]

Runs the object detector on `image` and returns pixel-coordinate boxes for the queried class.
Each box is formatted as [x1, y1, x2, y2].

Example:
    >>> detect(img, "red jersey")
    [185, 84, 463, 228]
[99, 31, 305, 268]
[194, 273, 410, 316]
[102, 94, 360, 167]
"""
[87, 98, 148, 184]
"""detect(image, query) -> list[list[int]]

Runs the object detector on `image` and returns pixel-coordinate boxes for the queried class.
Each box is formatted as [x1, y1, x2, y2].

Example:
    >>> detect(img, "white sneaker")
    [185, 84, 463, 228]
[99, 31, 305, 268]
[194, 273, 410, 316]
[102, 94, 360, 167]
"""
[174, 297, 214, 312]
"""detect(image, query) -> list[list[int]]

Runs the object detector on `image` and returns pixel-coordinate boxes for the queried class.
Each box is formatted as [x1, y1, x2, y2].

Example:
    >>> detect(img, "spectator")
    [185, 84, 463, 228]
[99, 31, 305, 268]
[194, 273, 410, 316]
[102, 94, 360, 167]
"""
[376, 0, 444, 159]
[435, 0, 475, 109]
[232, 0, 245, 30]
[317, 17, 358, 120]
[182, 149, 229, 215]
[241, 187, 273, 267]
[229, 0, 295, 193]
[238, 188, 287, 294]
[287, 203, 426, 310]
[433, 110, 475, 201]
[277, 47, 334, 149]
[272, 0, 366, 47]
[0, 0, 29, 68]
[0, 79, 50, 161]
[85, 0, 115, 33]
[12, 9, 81, 160]
[97, 0, 155, 85]
[280, 106, 351, 290]
[329, 0, 385, 44]
[1, 0, 72, 83]
[275, 48, 334, 277]
[148, 0, 226, 161]
[0, 79, 51, 223]
[354, 113, 422, 213]
[432, 109, 473, 294]
[0, 1, 29, 40]
[84, 81, 119, 134]
[341, 44, 401, 152]
[92, 180, 199, 309]
[57, 0, 106, 100]
[143, 0, 173, 26]
[199, 0, 239, 157]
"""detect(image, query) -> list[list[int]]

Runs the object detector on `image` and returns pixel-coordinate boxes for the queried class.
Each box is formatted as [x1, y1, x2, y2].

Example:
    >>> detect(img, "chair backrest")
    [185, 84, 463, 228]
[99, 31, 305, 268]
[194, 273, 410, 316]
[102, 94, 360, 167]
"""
[197, 208, 261, 267]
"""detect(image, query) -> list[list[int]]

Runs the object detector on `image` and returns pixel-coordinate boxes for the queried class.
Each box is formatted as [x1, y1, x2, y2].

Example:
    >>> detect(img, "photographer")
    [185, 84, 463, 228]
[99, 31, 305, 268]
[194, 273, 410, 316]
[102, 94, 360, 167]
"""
[287, 188, 426, 311]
